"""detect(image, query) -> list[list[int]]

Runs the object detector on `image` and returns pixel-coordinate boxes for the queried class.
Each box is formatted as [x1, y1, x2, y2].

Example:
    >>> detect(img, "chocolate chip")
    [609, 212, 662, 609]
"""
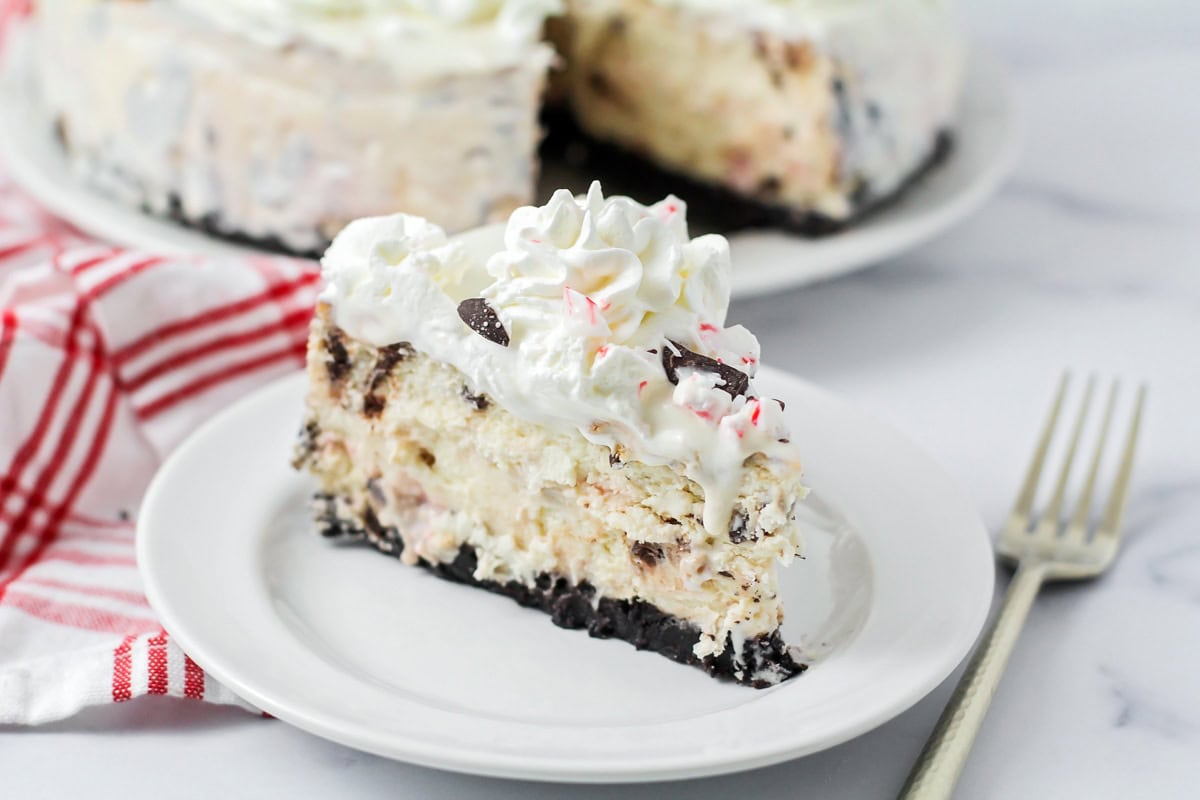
[323, 328, 351, 383]
[460, 384, 490, 410]
[362, 394, 385, 417]
[729, 511, 753, 544]
[418, 448, 436, 468]
[661, 340, 749, 398]
[372, 342, 413, 382]
[457, 298, 509, 346]
[362, 342, 412, 416]
[631, 541, 665, 567]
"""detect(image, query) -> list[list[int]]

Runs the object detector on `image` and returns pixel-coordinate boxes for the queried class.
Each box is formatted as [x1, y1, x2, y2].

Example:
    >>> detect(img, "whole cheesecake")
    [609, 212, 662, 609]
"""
[32, 0, 964, 251]
[34, 0, 558, 254]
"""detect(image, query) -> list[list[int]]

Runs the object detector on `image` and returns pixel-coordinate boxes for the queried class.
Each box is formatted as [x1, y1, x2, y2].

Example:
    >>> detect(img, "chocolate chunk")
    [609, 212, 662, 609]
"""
[362, 344, 411, 416]
[362, 394, 385, 417]
[460, 385, 490, 410]
[371, 342, 413, 385]
[729, 511, 753, 544]
[631, 541, 665, 567]
[661, 340, 749, 398]
[323, 328, 351, 383]
[417, 448, 436, 468]
[457, 298, 509, 346]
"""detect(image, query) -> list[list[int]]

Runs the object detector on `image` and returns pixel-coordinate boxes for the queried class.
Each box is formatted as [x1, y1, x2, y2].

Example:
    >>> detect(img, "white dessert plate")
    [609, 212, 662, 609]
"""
[0, 22, 1019, 296]
[138, 367, 995, 783]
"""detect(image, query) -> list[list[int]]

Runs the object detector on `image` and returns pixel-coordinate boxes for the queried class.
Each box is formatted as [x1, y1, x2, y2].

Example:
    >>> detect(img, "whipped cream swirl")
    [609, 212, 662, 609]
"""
[322, 182, 801, 535]
[172, 0, 561, 74]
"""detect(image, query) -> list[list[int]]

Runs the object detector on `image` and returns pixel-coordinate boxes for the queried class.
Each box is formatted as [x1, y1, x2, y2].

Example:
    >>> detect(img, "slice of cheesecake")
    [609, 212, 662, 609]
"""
[294, 182, 807, 687]
[551, 0, 964, 230]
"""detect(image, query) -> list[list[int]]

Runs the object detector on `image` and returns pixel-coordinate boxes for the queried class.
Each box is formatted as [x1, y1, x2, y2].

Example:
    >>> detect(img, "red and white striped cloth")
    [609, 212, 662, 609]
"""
[0, 87, 322, 720]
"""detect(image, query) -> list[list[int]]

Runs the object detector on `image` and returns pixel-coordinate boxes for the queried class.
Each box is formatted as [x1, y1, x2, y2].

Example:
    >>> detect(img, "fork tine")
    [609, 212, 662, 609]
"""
[1097, 384, 1148, 541]
[1065, 380, 1118, 541]
[1009, 373, 1070, 528]
[1032, 375, 1095, 537]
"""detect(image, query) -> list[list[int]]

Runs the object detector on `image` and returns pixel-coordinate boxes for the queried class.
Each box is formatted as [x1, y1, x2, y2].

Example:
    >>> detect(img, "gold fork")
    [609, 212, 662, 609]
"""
[899, 374, 1147, 799]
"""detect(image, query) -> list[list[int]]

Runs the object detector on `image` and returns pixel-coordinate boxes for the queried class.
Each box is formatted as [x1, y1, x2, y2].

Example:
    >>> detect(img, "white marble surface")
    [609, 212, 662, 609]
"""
[3, 1, 1199, 796]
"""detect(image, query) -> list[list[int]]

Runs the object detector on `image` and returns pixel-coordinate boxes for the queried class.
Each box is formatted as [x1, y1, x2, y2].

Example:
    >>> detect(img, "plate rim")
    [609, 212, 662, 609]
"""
[0, 26, 1020, 297]
[138, 367, 996, 783]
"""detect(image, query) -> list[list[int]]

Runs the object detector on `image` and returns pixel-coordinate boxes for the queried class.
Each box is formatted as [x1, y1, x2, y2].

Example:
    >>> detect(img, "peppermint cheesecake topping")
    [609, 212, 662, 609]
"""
[321, 182, 800, 535]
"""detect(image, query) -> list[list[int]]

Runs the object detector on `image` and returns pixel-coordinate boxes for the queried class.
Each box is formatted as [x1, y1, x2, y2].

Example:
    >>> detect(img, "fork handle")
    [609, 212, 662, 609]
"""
[898, 561, 1047, 799]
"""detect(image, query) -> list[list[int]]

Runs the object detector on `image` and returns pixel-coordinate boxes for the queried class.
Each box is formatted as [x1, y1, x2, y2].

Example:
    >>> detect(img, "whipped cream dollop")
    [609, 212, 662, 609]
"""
[171, 0, 561, 74]
[322, 182, 801, 535]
